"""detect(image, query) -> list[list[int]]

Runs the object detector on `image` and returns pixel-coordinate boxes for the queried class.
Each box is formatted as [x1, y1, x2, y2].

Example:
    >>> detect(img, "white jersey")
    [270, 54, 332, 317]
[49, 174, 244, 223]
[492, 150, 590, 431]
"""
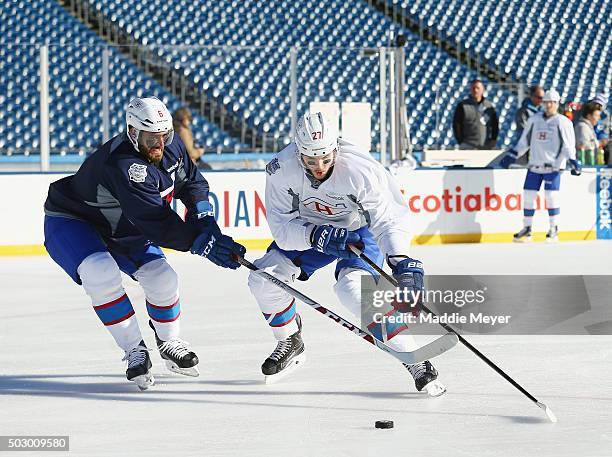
[514, 111, 576, 171]
[264, 139, 412, 256]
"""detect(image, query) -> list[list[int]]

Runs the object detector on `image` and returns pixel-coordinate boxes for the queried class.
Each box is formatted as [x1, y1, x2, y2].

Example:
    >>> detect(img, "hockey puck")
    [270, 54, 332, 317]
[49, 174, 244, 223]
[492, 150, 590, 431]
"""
[375, 420, 394, 429]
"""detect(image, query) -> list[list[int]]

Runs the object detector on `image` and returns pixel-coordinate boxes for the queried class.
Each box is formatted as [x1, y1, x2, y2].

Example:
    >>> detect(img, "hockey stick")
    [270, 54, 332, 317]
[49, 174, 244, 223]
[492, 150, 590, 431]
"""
[347, 245, 558, 423]
[509, 164, 598, 174]
[236, 256, 459, 365]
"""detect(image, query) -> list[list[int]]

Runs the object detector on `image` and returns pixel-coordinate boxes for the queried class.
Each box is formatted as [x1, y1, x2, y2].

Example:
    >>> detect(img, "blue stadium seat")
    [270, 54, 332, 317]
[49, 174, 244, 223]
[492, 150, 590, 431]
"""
[0, 0, 245, 155]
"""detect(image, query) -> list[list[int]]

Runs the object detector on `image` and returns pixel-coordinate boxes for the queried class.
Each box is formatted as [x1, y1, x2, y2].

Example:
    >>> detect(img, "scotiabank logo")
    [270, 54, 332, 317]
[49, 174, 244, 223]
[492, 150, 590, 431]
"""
[406, 186, 530, 213]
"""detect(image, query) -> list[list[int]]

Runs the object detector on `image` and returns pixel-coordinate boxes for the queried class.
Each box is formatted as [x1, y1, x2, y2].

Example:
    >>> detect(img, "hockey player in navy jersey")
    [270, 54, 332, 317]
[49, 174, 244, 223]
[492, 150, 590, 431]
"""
[44, 97, 245, 390]
[247, 112, 445, 396]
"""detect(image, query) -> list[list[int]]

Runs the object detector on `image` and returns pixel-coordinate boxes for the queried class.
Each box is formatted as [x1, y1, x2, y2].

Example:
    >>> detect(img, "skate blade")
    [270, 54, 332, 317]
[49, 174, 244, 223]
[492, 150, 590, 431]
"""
[513, 237, 532, 243]
[423, 380, 446, 397]
[132, 372, 155, 391]
[546, 237, 558, 243]
[264, 353, 306, 385]
[165, 360, 200, 377]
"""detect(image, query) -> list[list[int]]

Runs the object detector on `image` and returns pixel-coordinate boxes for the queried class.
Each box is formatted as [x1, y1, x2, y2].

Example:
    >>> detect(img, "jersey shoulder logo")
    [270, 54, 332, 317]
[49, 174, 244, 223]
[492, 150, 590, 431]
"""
[266, 158, 280, 175]
[128, 163, 148, 183]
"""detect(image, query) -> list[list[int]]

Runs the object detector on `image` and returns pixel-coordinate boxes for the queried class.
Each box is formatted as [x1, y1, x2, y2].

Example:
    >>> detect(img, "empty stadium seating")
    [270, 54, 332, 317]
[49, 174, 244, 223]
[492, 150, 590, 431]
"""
[386, 0, 611, 100]
[1, 0, 608, 157]
[84, 0, 518, 149]
[0, 0, 245, 155]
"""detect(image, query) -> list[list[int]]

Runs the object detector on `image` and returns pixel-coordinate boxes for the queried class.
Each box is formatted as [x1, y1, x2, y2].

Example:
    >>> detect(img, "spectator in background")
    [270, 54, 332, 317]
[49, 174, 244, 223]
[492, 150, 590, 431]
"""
[589, 94, 610, 164]
[172, 107, 211, 169]
[452, 79, 499, 149]
[575, 102, 602, 165]
[513, 85, 544, 164]
[515, 85, 545, 131]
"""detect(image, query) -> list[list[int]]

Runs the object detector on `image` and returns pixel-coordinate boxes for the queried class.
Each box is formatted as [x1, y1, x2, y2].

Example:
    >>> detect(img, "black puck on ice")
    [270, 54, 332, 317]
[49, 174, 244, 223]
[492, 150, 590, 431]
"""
[375, 420, 394, 429]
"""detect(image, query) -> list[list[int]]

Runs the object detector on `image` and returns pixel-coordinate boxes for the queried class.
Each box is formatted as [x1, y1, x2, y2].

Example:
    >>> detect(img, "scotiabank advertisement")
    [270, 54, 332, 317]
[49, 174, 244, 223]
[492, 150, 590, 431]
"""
[392, 169, 596, 242]
[0, 168, 603, 253]
[200, 169, 597, 243]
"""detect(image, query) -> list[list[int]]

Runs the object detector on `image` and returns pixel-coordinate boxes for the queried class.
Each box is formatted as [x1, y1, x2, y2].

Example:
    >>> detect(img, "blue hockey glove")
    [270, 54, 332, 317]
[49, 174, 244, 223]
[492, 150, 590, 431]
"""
[568, 159, 582, 176]
[191, 229, 246, 269]
[310, 225, 361, 259]
[390, 256, 425, 313]
[500, 150, 518, 169]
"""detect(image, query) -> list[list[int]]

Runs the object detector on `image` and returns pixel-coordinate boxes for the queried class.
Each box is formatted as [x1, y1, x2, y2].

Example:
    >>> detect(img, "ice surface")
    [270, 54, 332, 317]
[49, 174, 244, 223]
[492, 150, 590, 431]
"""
[1, 241, 611, 456]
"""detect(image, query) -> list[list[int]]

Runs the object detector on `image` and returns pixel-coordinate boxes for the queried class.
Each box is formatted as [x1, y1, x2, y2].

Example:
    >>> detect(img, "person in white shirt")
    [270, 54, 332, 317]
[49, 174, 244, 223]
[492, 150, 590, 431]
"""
[247, 112, 446, 396]
[500, 89, 582, 242]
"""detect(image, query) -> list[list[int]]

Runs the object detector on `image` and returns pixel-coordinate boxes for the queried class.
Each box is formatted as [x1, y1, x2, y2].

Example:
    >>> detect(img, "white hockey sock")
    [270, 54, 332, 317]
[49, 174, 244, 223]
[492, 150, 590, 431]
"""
[107, 316, 144, 352]
[549, 215, 559, 229]
[136, 259, 181, 341]
[334, 268, 420, 352]
[78, 252, 144, 352]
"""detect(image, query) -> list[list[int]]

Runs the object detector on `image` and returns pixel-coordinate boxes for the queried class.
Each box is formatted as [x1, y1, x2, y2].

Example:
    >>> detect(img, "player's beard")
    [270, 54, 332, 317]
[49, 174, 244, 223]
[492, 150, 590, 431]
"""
[139, 144, 164, 165]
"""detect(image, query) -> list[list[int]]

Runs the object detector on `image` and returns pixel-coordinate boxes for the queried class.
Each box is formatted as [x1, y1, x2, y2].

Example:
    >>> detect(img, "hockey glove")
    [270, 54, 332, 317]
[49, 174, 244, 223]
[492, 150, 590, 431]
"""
[190, 230, 246, 269]
[310, 225, 361, 259]
[390, 256, 425, 314]
[568, 158, 582, 176]
[499, 150, 518, 169]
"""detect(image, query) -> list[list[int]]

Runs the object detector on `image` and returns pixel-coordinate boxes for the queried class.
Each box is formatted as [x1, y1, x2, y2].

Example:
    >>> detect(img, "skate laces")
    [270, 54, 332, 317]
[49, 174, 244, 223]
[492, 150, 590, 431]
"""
[269, 338, 292, 361]
[158, 339, 192, 360]
[405, 361, 428, 380]
[123, 345, 149, 368]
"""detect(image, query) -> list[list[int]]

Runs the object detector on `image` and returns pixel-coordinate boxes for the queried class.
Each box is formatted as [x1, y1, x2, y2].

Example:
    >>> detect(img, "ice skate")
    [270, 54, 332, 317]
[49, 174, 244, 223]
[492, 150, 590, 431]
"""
[123, 340, 154, 391]
[404, 360, 446, 397]
[513, 226, 532, 243]
[149, 321, 199, 377]
[546, 225, 559, 243]
[262, 314, 305, 384]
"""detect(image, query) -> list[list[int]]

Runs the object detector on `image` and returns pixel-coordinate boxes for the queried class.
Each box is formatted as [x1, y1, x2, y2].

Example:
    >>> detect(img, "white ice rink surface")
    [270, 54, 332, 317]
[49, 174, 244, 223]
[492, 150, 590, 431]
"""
[1, 241, 612, 457]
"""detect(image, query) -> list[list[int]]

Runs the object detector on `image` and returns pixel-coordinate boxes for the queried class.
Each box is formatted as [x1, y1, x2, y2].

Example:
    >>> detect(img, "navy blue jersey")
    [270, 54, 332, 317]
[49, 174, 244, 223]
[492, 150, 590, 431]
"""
[45, 133, 209, 252]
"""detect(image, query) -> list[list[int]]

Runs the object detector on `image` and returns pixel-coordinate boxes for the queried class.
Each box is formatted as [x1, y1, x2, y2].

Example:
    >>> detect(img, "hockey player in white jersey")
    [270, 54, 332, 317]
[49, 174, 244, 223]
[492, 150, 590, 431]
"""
[247, 112, 445, 396]
[501, 89, 581, 242]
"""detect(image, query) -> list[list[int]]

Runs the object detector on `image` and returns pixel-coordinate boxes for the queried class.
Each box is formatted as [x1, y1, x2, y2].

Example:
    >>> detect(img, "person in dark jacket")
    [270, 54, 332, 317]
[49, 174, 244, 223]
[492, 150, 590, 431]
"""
[512, 85, 544, 164]
[452, 79, 499, 149]
[515, 85, 545, 132]
[43, 97, 245, 389]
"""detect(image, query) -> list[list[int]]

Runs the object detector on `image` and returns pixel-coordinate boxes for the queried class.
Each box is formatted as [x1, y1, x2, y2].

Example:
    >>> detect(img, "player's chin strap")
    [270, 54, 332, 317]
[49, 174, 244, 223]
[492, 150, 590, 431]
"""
[347, 244, 558, 423]
[233, 254, 458, 366]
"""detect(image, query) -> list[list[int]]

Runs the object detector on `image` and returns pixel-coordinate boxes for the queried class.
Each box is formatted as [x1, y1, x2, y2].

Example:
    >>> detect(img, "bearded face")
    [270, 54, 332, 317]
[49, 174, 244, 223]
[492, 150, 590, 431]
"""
[129, 128, 172, 165]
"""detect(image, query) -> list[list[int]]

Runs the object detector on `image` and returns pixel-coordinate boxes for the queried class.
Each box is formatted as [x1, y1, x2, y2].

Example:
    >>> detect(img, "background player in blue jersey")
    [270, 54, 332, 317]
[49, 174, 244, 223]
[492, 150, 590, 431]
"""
[44, 97, 245, 390]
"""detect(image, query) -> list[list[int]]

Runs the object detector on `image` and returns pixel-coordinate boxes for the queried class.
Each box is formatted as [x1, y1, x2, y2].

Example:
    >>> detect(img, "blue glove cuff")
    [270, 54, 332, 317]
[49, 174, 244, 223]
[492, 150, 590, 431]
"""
[194, 201, 215, 219]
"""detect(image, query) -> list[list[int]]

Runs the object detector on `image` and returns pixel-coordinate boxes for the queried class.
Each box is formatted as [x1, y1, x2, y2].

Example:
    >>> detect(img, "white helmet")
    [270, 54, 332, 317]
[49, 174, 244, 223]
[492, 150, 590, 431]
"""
[125, 97, 174, 151]
[542, 89, 561, 103]
[295, 112, 338, 157]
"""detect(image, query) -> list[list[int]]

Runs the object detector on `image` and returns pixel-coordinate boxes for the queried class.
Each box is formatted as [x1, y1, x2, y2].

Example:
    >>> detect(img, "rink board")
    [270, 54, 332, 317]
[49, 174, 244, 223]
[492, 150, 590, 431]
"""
[1, 168, 606, 255]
